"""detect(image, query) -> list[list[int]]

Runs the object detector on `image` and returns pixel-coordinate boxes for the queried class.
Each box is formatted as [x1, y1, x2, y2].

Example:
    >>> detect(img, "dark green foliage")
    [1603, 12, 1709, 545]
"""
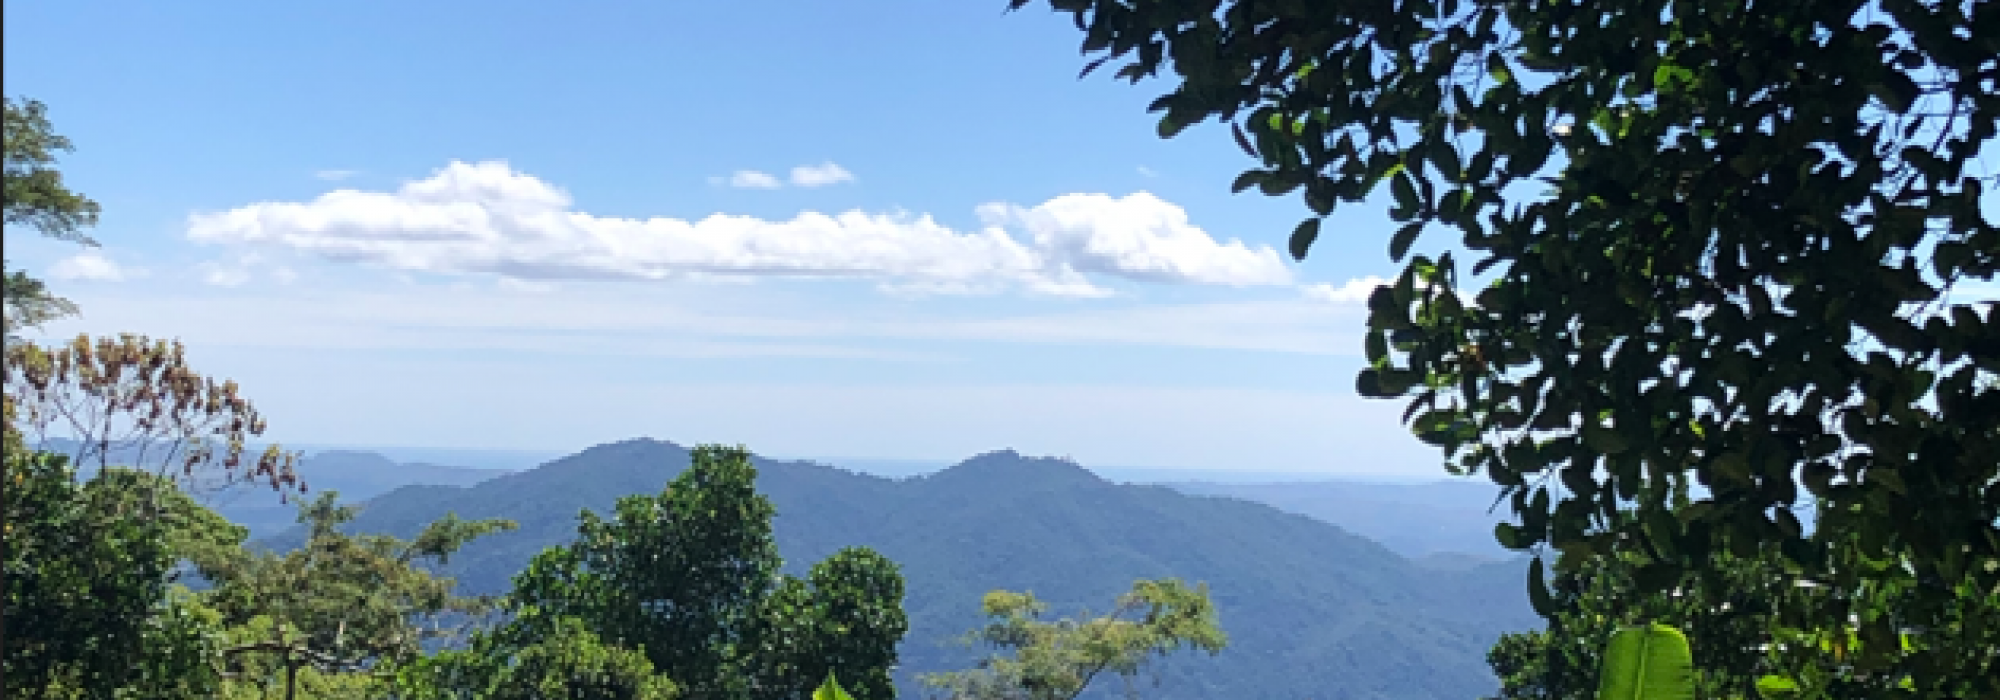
[202, 490, 516, 687]
[2, 98, 99, 244]
[1485, 486, 1999, 697]
[396, 610, 677, 700]
[737, 548, 908, 700]
[1, 451, 222, 698]
[3, 97, 100, 338]
[497, 444, 907, 700]
[1009, 0, 1999, 694]
[1484, 630, 1561, 700]
[0, 270, 75, 339]
[771, 548, 908, 700]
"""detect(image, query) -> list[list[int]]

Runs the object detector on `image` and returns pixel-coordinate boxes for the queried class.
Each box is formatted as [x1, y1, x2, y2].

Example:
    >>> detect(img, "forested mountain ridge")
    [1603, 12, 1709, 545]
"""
[268, 437, 1538, 699]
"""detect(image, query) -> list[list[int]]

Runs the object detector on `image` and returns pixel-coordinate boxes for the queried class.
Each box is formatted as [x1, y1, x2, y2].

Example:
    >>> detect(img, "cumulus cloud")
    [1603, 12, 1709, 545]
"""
[713, 170, 783, 189]
[1302, 276, 1390, 304]
[977, 193, 1292, 288]
[187, 161, 1293, 296]
[789, 162, 855, 187]
[49, 252, 128, 282]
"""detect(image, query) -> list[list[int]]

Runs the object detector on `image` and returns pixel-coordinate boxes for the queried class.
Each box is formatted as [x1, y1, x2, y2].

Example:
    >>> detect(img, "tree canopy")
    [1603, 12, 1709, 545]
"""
[922, 578, 1227, 700]
[3, 97, 100, 339]
[1011, 0, 1997, 693]
[497, 444, 909, 700]
[3, 333, 305, 497]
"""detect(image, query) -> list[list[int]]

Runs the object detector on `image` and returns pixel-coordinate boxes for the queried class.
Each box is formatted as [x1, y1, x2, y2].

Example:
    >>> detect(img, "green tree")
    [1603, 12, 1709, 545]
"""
[395, 608, 679, 700]
[1011, 0, 1998, 694]
[1486, 484, 1792, 699]
[2, 334, 304, 698]
[742, 547, 908, 700]
[201, 491, 515, 698]
[1485, 547, 1789, 699]
[3, 97, 101, 339]
[502, 444, 908, 700]
[1485, 629, 1563, 700]
[0, 452, 228, 699]
[921, 578, 1227, 700]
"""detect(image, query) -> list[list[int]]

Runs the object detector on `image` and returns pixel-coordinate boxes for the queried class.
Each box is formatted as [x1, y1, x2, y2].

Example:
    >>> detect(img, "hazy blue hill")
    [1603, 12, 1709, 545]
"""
[33, 438, 505, 537]
[229, 450, 502, 535]
[1165, 478, 1509, 559]
[265, 439, 1538, 699]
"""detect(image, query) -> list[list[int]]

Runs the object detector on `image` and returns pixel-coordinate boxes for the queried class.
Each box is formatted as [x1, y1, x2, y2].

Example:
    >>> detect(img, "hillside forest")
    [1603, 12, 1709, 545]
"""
[4, 0, 1997, 698]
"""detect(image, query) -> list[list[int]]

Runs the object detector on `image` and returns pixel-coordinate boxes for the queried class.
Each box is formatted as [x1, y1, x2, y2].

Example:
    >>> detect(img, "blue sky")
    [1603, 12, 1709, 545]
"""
[11, 2, 1988, 478]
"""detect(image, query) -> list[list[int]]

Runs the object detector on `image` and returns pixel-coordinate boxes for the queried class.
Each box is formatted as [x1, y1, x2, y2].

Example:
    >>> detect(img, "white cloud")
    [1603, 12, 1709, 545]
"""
[48, 252, 128, 282]
[712, 170, 783, 189]
[978, 193, 1292, 287]
[789, 162, 855, 188]
[1302, 276, 1389, 305]
[315, 169, 360, 181]
[1137, 166, 1159, 178]
[187, 160, 1293, 296]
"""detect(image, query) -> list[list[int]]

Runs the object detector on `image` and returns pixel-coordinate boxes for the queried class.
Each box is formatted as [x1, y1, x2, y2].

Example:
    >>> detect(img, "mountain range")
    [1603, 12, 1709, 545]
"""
[260, 438, 1538, 699]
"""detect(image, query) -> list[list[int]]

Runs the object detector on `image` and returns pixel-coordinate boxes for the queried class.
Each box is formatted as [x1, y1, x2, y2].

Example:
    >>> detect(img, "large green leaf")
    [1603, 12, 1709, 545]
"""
[1596, 624, 1696, 700]
[814, 672, 856, 700]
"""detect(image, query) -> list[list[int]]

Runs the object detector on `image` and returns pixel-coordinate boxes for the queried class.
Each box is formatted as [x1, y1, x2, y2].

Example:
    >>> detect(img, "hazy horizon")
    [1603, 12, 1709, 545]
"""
[266, 439, 1464, 485]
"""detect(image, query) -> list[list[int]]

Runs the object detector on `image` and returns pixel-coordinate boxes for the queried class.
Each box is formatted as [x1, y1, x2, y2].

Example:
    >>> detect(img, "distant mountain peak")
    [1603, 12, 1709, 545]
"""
[307, 449, 398, 465]
[922, 449, 1106, 489]
[573, 437, 686, 458]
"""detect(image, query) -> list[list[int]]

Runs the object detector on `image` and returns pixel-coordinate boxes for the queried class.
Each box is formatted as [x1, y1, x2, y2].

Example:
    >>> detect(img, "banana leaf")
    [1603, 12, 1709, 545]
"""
[1596, 623, 1697, 700]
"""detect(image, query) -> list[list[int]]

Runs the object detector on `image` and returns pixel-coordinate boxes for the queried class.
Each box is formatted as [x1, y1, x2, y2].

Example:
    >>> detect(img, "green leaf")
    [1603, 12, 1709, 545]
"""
[1596, 624, 1696, 700]
[815, 672, 856, 700]
[1389, 222, 1423, 262]
[1289, 218, 1321, 261]
[1755, 674, 1802, 698]
[1527, 557, 1555, 617]
[1231, 121, 1258, 158]
[1486, 52, 1513, 84]
[1356, 369, 1384, 397]
[1391, 171, 1419, 212]
[1581, 424, 1629, 454]
[1652, 63, 1694, 92]
[1230, 171, 1262, 193]
[1367, 161, 1406, 194]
